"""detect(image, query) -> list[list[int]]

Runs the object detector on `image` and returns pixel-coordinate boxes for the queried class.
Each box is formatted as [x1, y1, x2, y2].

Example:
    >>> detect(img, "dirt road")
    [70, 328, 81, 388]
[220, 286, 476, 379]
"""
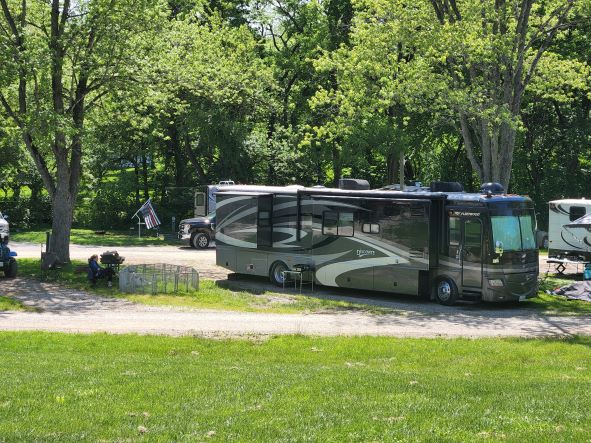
[1, 277, 590, 338]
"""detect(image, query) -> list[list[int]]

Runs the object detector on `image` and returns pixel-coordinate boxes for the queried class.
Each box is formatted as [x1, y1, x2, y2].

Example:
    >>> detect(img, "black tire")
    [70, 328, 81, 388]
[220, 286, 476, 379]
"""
[269, 261, 289, 286]
[4, 259, 17, 278]
[434, 277, 458, 306]
[191, 232, 210, 249]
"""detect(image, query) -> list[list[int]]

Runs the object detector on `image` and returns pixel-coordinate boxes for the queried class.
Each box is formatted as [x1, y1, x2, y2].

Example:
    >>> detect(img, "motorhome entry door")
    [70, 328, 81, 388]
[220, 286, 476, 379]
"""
[461, 219, 483, 289]
[194, 192, 206, 217]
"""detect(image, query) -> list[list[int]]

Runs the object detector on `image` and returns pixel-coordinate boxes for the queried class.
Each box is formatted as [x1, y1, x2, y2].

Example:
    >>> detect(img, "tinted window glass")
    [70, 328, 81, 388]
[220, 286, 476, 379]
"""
[570, 206, 586, 221]
[384, 205, 401, 217]
[323, 212, 338, 235]
[464, 220, 482, 263]
[491, 216, 522, 251]
[449, 217, 461, 258]
[362, 223, 380, 234]
[519, 215, 536, 250]
[258, 211, 270, 227]
[339, 212, 354, 237]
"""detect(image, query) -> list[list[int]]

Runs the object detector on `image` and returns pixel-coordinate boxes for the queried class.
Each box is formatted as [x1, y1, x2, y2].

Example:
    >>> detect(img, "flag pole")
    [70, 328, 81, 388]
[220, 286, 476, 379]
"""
[134, 214, 145, 238]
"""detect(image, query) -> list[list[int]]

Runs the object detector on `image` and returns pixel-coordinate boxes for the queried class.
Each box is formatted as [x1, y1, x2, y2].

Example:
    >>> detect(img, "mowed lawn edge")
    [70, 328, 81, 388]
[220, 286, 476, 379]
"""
[0, 332, 590, 442]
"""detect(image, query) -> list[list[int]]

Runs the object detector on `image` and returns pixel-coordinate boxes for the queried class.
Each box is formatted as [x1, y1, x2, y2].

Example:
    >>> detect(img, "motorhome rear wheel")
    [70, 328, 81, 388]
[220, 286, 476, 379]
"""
[269, 261, 288, 286]
[435, 278, 458, 306]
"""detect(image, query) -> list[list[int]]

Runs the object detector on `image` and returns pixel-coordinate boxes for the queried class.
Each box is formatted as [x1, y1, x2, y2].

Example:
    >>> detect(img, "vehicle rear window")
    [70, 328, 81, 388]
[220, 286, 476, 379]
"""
[570, 206, 586, 221]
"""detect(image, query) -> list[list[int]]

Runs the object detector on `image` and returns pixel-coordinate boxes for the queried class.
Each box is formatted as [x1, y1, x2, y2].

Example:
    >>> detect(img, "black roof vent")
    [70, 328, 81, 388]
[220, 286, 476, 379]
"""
[430, 181, 464, 193]
[480, 182, 505, 195]
[338, 178, 370, 191]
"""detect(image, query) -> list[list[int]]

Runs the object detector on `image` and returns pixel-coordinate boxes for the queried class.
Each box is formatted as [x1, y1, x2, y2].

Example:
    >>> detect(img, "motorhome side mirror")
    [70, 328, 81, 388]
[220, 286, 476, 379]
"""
[495, 240, 504, 255]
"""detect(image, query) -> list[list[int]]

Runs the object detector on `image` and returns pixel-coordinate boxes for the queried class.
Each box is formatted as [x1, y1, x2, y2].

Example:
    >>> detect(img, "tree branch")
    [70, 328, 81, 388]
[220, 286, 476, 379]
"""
[0, 0, 21, 43]
[459, 113, 483, 181]
[0, 92, 22, 127]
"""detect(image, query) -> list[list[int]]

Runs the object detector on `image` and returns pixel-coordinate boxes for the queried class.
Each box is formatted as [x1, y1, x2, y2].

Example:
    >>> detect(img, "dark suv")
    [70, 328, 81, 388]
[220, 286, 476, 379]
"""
[178, 211, 215, 249]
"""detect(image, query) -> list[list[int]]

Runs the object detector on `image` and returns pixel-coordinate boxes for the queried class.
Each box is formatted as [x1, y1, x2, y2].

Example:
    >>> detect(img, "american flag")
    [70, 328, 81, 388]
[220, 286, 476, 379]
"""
[138, 199, 161, 229]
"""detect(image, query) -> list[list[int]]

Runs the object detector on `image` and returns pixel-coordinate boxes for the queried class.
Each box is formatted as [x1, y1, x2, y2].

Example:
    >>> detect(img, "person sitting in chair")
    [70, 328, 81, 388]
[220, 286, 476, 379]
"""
[88, 254, 114, 287]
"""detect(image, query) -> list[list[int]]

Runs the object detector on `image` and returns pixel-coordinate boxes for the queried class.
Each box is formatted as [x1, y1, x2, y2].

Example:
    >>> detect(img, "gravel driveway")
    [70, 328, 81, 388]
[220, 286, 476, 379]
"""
[2, 276, 590, 338]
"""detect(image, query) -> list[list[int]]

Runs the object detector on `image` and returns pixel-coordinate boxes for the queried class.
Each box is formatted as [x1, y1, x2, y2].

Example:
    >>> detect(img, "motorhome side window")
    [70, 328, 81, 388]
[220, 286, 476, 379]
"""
[570, 206, 586, 221]
[362, 223, 380, 234]
[258, 211, 270, 227]
[384, 205, 402, 217]
[322, 211, 354, 237]
[449, 216, 461, 258]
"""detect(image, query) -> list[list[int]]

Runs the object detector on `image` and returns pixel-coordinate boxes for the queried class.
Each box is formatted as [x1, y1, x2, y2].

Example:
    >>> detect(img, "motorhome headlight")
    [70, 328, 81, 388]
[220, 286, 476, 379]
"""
[488, 279, 504, 287]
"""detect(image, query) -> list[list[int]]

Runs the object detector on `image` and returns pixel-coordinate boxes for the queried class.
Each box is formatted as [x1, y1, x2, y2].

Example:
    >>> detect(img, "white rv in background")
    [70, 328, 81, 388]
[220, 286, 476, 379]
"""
[193, 180, 235, 217]
[548, 199, 591, 261]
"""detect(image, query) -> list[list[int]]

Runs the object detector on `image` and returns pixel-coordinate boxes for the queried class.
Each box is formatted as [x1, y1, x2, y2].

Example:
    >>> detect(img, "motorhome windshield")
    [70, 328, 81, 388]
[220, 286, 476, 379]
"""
[491, 213, 536, 251]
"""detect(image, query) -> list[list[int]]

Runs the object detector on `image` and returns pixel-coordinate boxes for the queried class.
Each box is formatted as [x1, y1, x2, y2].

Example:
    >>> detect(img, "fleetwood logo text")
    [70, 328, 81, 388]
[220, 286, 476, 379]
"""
[356, 249, 376, 258]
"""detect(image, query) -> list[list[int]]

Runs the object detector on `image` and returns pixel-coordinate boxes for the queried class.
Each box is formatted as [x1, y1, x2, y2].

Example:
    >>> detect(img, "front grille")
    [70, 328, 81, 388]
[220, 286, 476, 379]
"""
[505, 273, 538, 296]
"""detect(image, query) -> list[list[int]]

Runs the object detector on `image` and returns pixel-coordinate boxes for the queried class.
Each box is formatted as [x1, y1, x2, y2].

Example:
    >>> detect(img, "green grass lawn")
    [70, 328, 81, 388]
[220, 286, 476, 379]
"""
[15, 259, 392, 314]
[12, 228, 180, 246]
[0, 295, 36, 311]
[522, 275, 591, 316]
[0, 332, 590, 441]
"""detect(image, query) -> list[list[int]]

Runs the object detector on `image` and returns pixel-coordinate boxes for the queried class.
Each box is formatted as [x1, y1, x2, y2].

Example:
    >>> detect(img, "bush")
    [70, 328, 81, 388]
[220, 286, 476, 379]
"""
[0, 196, 52, 230]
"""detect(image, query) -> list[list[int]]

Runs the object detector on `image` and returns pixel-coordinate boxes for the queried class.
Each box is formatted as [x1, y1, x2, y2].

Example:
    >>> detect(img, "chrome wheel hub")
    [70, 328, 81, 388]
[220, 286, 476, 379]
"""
[274, 266, 286, 283]
[438, 281, 451, 301]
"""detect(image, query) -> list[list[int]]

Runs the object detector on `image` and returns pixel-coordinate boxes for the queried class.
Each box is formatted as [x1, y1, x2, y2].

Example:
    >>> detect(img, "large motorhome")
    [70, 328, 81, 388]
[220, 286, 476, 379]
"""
[548, 199, 591, 262]
[215, 181, 539, 304]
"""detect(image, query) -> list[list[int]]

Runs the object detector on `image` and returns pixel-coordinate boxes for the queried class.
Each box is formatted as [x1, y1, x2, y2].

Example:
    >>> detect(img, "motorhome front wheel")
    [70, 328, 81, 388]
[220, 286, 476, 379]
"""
[435, 278, 458, 306]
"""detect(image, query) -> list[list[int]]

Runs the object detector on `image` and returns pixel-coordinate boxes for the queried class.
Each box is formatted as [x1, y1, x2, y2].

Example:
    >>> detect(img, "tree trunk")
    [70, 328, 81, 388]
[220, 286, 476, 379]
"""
[49, 188, 75, 261]
[141, 151, 149, 201]
[387, 149, 398, 185]
[331, 143, 342, 187]
[459, 116, 517, 190]
[399, 150, 405, 190]
[267, 113, 276, 184]
[184, 137, 207, 184]
[133, 160, 141, 206]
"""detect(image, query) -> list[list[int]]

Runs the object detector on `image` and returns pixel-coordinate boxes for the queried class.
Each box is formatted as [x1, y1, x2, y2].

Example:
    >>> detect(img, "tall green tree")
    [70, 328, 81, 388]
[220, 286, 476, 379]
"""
[328, 0, 589, 189]
[0, 0, 159, 261]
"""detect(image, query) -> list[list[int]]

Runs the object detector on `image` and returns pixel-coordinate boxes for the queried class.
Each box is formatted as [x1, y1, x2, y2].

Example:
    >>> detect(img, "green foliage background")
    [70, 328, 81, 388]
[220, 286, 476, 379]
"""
[0, 0, 590, 230]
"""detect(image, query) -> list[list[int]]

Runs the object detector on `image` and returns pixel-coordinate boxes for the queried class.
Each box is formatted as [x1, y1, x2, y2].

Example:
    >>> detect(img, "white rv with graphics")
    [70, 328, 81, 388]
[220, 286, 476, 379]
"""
[215, 180, 539, 305]
[548, 199, 591, 262]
